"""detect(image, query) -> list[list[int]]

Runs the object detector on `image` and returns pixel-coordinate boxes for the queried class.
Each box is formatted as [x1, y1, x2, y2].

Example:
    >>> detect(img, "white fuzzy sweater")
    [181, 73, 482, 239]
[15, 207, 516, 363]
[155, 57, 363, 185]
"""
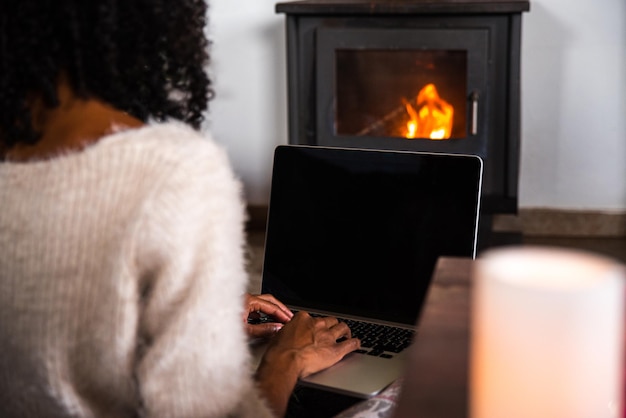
[0, 123, 275, 418]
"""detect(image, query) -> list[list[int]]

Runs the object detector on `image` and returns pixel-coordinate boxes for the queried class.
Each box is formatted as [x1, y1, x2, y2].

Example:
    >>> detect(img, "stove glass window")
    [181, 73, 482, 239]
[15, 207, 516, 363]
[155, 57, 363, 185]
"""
[335, 49, 467, 140]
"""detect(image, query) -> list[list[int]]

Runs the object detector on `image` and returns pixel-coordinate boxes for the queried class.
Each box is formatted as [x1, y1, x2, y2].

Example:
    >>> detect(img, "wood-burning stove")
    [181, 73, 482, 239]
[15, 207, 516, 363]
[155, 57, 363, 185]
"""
[276, 0, 530, 226]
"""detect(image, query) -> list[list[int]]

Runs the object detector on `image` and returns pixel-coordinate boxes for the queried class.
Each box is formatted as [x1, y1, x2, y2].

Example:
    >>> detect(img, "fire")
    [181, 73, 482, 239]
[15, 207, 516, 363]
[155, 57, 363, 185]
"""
[404, 83, 453, 140]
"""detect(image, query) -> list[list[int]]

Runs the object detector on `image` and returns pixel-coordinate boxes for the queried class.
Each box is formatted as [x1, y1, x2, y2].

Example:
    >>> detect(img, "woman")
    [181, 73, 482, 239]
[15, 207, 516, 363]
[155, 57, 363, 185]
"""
[0, 1, 359, 417]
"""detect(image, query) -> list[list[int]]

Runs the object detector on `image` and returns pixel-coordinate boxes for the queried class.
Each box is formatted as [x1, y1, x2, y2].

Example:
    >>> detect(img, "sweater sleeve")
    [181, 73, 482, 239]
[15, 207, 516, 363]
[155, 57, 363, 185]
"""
[132, 136, 275, 418]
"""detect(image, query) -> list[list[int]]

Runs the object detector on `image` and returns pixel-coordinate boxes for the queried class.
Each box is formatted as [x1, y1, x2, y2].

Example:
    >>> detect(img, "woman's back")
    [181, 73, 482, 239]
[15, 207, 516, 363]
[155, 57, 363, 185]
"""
[0, 123, 272, 417]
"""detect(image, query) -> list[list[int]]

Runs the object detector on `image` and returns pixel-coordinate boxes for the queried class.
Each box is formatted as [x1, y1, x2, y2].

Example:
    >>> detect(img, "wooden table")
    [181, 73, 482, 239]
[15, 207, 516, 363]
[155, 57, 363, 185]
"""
[392, 257, 474, 418]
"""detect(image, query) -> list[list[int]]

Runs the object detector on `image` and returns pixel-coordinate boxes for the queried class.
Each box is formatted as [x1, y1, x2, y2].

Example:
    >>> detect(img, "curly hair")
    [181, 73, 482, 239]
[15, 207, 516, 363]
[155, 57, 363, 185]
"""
[0, 0, 212, 147]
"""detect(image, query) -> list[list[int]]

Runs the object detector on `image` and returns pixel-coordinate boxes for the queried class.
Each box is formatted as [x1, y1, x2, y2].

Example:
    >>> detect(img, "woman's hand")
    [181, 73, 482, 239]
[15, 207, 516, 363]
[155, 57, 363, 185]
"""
[244, 293, 293, 339]
[255, 311, 361, 417]
[263, 311, 360, 378]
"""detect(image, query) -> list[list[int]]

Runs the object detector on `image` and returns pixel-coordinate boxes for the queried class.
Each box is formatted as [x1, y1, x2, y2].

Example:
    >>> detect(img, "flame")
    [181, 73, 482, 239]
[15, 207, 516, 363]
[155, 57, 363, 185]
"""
[404, 83, 453, 140]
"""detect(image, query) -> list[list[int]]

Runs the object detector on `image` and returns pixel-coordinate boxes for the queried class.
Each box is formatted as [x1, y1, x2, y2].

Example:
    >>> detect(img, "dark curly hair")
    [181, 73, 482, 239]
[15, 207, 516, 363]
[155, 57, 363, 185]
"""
[0, 0, 212, 147]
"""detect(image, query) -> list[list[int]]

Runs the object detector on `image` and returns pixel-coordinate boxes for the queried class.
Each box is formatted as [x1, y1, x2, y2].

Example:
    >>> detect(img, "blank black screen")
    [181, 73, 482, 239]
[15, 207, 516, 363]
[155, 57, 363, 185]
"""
[262, 146, 482, 325]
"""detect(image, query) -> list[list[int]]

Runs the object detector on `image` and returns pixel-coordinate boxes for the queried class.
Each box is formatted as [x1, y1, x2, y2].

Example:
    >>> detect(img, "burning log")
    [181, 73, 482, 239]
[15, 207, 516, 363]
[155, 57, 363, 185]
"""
[355, 105, 408, 137]
[354, 83, 454, 140]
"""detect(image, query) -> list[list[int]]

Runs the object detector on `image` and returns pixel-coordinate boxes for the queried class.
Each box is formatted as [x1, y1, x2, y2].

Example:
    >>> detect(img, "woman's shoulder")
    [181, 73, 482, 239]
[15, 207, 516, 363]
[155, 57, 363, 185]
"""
[103, 121, 224, 159]
[94, 120, 234, 177]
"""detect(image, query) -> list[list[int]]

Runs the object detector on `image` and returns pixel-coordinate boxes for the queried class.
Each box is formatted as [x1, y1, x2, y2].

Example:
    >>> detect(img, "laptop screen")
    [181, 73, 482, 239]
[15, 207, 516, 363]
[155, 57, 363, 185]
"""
[261, 146, 482, 326]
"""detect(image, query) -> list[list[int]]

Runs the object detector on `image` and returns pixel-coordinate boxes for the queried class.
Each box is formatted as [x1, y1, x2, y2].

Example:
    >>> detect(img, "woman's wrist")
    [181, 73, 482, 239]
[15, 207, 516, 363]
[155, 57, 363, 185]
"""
[255, 350, 302, 417]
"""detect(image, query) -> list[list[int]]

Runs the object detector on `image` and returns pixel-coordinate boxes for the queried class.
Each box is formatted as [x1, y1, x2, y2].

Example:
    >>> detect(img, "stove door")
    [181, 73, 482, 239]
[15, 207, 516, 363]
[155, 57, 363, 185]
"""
[316, 27, 489, 158]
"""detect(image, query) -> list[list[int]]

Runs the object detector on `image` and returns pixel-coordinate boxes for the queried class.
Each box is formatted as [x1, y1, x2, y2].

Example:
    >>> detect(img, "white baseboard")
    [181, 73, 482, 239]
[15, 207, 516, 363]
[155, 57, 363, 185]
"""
[493, 209, 626, 238]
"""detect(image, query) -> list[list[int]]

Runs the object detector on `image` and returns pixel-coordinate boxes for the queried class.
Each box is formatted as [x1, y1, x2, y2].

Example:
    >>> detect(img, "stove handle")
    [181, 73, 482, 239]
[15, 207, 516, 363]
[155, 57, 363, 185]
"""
[470, 90, 480, 136]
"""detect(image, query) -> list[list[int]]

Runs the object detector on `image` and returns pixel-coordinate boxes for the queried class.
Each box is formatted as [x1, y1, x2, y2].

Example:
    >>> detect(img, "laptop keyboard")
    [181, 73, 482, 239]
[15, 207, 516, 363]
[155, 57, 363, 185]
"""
[298, 311, 415, 359]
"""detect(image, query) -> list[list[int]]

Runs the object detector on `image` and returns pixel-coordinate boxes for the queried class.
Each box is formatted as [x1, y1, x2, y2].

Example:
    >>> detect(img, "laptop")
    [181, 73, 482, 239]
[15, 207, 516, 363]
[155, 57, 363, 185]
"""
[258, 145, 483, 398]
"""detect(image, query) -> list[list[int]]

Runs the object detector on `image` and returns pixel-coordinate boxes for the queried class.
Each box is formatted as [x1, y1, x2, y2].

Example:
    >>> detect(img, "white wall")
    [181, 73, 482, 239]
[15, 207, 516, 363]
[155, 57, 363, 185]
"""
[520, 0, 626, 210]
[207, 0, 287, 205]
[208, 0, 626, 211]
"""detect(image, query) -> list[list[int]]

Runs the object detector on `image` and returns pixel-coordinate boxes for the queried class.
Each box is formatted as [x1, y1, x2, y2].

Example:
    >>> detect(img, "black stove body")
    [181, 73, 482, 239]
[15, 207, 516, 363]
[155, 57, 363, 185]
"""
[276, 0, 530, 215]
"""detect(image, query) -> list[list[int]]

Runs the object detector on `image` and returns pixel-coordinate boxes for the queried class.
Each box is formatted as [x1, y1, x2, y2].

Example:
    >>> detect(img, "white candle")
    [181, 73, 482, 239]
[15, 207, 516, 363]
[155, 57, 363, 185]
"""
[470, 246, 625, 418]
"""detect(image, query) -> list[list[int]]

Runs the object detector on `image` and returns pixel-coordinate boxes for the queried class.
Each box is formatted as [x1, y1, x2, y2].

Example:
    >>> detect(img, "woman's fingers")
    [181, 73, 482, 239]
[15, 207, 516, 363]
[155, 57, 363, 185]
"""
[256, 294, 293, 318]
[246, 293, 293, 323]
[328, 321, 352, 340]
[246, 321, 284, 339]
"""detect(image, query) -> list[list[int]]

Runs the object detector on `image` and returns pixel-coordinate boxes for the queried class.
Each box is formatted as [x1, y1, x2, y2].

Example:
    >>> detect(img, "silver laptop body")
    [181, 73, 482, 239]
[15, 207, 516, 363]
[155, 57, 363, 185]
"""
[258, 145, 483, 398]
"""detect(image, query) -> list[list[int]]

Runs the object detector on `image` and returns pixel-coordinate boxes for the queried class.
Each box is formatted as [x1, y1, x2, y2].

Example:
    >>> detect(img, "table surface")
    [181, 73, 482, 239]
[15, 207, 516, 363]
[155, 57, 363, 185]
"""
[392, 256, 474, 418]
